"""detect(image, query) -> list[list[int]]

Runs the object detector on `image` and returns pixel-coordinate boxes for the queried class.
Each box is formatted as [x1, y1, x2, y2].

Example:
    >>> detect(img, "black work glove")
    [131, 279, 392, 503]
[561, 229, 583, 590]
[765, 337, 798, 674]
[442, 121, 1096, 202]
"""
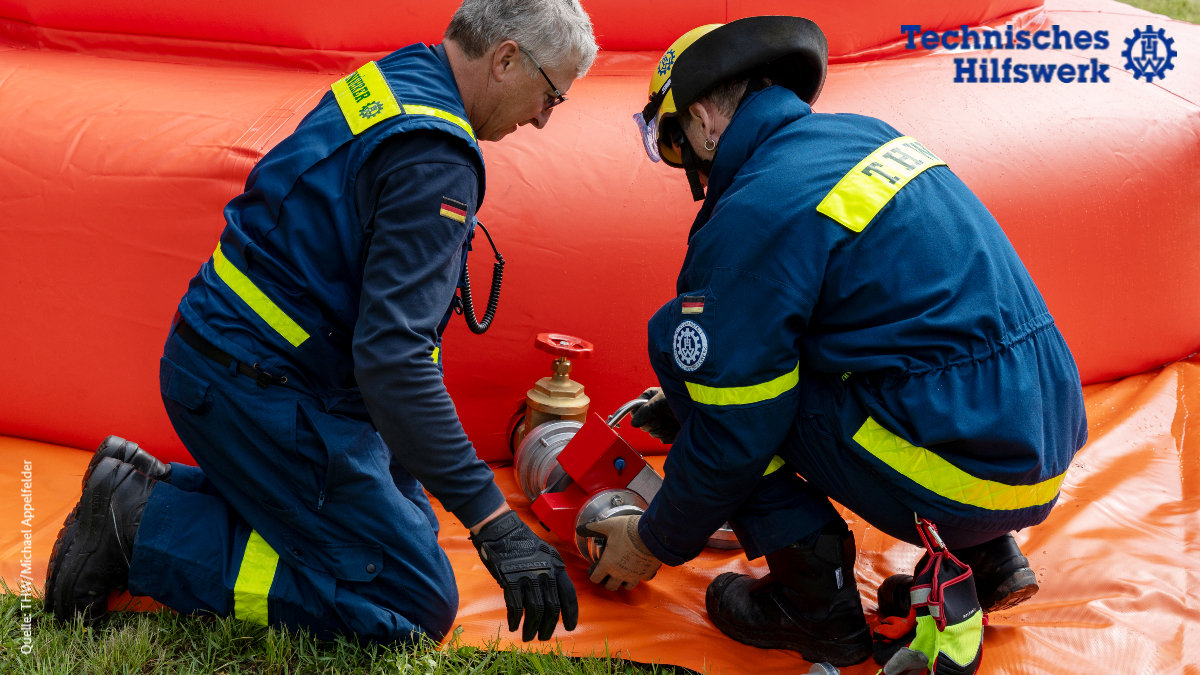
[469, 510, 579, 641]
[630, 387, 680, 444]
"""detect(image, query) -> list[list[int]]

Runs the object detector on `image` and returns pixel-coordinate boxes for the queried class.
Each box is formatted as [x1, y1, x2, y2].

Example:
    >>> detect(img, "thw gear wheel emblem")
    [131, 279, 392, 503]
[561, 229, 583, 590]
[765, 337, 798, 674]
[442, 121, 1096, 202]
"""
[657, 49, 676, 77]
[673, 320, 708, 372]
[358, 101, 385, 119]
[1122, 25, 1177, 83]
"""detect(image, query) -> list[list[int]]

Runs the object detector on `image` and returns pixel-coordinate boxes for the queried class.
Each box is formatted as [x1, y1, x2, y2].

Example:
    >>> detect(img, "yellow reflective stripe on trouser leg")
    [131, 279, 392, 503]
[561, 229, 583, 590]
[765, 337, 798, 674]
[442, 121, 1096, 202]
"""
[852, 416, 1066, 511]
[234, 530, 279, 626]
[212, 244, 310, 347]
[816, 136, 946, 232]
[685, 363, 800, 406]
[331, 62, 476, 140]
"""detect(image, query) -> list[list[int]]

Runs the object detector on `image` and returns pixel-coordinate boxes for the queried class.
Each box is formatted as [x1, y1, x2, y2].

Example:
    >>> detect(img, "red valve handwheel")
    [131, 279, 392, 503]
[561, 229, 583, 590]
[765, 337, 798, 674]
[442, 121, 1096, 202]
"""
[535, 333, 593, 359]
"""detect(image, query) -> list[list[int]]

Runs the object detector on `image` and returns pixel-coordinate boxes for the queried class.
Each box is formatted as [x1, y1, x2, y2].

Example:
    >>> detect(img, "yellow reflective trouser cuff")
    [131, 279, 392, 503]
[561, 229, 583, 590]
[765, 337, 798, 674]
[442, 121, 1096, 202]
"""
[816, 136, 946, 233]
[908, 611, 984, 669]
[852, 416, 1066, 511]
[331, 61, 475, 139]
[212, 244, 310, 348]
[234, 530, 279, 626]
[685, 363, 800, 406]
[763, 455, 787, 476]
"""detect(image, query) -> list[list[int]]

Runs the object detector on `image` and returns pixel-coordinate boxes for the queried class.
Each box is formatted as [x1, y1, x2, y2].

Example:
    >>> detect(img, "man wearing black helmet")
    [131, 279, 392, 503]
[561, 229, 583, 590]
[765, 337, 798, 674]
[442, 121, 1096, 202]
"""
[583, 17, 1086, 669]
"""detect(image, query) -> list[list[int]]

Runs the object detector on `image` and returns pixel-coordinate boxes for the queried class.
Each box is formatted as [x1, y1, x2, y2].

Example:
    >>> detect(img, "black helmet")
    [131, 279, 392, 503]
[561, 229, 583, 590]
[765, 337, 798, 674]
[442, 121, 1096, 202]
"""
[635, 16, 829, 199]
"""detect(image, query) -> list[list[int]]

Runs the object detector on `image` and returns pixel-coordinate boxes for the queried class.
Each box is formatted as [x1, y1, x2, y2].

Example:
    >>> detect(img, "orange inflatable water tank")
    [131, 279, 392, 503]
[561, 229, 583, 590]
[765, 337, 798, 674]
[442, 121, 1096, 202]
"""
[0, 0, 1197, 464]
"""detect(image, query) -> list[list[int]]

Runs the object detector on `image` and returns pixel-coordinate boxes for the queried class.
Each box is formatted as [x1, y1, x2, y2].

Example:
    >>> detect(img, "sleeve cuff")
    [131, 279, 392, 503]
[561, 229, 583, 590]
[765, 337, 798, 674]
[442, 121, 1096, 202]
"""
[638, 514, 704, 567]
[452, 480, 508, 530]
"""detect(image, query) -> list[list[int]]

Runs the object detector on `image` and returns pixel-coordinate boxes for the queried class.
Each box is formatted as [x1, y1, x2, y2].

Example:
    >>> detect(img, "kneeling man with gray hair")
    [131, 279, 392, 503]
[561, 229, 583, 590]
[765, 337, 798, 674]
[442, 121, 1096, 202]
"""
[47, 0, 596, 644]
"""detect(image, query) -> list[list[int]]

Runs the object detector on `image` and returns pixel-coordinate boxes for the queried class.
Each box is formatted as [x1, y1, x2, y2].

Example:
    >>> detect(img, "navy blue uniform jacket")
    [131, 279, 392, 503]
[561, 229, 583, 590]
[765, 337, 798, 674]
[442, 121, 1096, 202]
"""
[177, 45, 506, 529]
[639, 86, 1087, 565]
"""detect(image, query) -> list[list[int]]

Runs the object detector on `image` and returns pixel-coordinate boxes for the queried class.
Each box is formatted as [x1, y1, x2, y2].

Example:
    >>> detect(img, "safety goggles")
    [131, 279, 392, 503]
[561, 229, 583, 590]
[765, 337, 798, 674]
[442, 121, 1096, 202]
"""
[633, 78, 672, 163]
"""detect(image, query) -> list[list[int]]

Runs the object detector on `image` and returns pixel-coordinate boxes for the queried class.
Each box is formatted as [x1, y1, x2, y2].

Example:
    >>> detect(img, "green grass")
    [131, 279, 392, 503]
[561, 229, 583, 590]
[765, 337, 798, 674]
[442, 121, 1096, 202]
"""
[0, 586, 693, 675]
[1116, 0, 1200, 23]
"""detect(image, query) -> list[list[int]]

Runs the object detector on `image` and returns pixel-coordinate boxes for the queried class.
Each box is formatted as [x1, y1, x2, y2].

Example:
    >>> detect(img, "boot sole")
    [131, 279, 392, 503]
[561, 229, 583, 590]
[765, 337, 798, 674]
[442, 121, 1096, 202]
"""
[53, 460, 131, 624]
[705, 588, 872, 667]
[47, 435, 125, 599]
[879, 567, 1040, 615]
[44, 512, 79, 604]
[85, 436, 170, 485]
[986, 567, 1039, 612]
[50, 436, 128, 601]
[82, 436, 132, 487]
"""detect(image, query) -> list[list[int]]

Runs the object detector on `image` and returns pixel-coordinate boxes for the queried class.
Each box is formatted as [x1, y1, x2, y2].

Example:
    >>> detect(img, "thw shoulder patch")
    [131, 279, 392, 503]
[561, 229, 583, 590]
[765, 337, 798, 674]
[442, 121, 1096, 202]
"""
[816, 136, 946, 233]
[440, 197, 468, 223]
[331, 61, 402, 136]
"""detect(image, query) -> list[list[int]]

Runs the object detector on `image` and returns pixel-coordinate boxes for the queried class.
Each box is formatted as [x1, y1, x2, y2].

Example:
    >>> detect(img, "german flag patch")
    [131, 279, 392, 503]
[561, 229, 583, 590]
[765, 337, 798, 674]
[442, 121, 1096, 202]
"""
[681, 296, 705, 314]
[440, 197, 467, 223]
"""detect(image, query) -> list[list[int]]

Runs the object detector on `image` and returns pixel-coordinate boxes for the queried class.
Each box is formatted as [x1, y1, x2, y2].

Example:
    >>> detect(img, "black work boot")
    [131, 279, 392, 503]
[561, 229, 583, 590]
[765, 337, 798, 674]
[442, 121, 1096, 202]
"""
[47, 436, 170, 604]
[876, 532, 1038, 616]
[705, 522, 872, 666]
[84, 435, 172, 486]
[48, 457, 156, 624]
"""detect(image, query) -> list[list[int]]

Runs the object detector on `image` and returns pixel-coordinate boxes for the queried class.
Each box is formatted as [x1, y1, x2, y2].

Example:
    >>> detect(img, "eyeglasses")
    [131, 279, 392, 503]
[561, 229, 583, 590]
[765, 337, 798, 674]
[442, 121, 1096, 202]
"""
[519, 46, 568, 109]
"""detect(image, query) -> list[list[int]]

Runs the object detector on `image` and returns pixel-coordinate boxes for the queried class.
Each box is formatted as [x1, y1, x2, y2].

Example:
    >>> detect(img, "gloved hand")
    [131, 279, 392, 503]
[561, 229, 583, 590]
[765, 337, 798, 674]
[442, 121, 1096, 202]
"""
[470, 510, 578, 641]
[879, 518, 985, 675]
[630, 387, 680, 444]
[578, 514, 662, 591]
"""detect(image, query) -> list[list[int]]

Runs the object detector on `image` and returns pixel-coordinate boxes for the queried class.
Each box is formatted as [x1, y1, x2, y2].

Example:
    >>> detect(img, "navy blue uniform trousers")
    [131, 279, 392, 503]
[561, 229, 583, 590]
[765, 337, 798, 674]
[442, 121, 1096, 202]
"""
[651, 350, 1010, 560]
[128, 329, 458, 642]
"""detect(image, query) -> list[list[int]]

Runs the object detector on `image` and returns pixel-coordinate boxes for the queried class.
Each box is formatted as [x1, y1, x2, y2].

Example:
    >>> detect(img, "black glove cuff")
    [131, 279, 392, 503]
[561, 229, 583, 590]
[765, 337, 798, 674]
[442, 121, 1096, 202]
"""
[469, 510, 524, 549]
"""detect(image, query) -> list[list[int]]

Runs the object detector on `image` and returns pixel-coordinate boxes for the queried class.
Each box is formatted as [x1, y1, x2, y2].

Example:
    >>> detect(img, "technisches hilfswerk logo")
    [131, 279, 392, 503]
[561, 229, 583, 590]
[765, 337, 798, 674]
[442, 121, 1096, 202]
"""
[673, 321, 708, 372]
[1122, 25, 1177, 82]
[900, 23, 1177, 84]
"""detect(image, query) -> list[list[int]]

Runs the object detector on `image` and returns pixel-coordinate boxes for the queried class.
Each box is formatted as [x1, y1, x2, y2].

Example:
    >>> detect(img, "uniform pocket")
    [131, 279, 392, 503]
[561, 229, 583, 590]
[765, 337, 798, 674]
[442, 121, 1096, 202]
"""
[259, 498, 302, 525]
[159, 356, 212, 415]
[280, 534, 383, 582]
[296, 399, 389, 507]
[295, 400, 332, 510]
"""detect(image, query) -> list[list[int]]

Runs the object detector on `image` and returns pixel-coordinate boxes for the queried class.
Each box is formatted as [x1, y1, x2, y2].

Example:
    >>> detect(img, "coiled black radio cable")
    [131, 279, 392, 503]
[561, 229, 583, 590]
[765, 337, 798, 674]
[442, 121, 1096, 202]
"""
[457, 220, 504, 334]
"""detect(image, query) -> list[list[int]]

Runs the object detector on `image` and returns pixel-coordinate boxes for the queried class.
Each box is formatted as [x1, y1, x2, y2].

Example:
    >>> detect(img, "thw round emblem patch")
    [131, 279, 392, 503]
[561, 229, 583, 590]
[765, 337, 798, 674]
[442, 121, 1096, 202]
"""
[673, 321, 708, 372]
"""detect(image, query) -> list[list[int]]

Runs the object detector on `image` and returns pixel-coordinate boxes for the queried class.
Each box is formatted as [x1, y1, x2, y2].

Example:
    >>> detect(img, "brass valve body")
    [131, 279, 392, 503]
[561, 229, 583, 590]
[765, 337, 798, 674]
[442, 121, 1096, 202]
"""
[516, 357, 590, 447]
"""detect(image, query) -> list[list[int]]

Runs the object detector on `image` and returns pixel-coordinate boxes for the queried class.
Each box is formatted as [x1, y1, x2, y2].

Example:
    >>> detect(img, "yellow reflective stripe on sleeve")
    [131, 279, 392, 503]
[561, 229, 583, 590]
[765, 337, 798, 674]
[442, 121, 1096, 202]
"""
[332, 61, 402, 135]
[432, 346, 440, 364]
[852, 417, 1065, 511]
[763, 455, 787, 476]
[816, 136, 946, 233]
[331, 63, 476, 139]
[403, 104, 476, 140]
[685, 363, 800, 406]
[212, 244, 310, 347]
[233, 530, 279, 626]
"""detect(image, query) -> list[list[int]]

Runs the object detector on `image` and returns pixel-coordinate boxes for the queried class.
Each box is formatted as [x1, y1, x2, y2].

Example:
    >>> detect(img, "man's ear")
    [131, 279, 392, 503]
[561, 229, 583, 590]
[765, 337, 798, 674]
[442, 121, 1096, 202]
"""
[688, 101, 715, 140]
[491, 40, 520, 82]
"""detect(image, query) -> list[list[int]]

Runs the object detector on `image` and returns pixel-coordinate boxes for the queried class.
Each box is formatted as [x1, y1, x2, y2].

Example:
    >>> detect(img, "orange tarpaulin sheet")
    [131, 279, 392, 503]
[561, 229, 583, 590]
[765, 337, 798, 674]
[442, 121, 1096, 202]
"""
[4, 1, 1199, 466]
[3, 356, 1199, 673]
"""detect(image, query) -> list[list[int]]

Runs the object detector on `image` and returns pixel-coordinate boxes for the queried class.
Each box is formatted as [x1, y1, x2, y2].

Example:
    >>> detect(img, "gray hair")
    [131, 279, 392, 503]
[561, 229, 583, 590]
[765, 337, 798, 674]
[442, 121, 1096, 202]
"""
[445, 0, 597, 78]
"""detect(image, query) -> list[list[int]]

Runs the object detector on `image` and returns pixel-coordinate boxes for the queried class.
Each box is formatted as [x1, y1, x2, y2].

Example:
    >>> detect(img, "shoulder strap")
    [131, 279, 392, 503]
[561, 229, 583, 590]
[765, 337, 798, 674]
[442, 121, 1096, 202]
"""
[332, 61, 476, 140]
